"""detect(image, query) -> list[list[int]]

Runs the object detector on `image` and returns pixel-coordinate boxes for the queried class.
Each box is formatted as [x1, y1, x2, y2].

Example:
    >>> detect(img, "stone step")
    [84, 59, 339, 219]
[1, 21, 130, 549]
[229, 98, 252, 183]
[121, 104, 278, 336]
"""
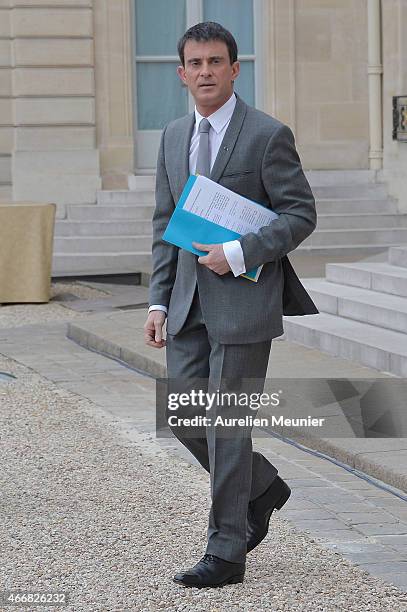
[312, 184, 388, 199]
[128, 174, 156, 191]
[55, 220, 152, 236]
[305, 170, 377, 186]
[52, 252, 152, 277]
[302, 228, 407, 247]
[389, 247, 407, 268]
[58, 216, 407, 237]
[97, 188, 392, 209]
[54, 235, 152, 253]
[0, 157, 11, 183]
[288, 245, 391, 261]
[288, 249, 387, 279]
[315, 198, 397, 214]
[303, 278, 407, 334]
[55, 216, 406, 237]
[97, 190, 155, 205]
[326, 262, 407, 298]
[129, 172, 381, 190]
[51, 245, 390, 278]
[128, 172, 380, 189]
[95, 200, 397, 219]
[283, 312, 407, 376]
[67, 204, 154, 221]
[317, 213, 407, 230]
[0, 184, 12, 201]
[67, 203, 399, 228]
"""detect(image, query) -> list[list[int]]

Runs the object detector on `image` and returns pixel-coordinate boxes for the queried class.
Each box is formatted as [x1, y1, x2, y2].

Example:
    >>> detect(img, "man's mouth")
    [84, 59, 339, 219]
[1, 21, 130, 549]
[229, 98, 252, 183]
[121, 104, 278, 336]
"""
[199, 84, 216, 88]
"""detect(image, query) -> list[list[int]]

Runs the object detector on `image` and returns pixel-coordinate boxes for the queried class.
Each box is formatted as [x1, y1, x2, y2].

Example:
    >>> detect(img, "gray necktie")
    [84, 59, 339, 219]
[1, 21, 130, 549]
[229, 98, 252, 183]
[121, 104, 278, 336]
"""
[195, 118, 211, 177]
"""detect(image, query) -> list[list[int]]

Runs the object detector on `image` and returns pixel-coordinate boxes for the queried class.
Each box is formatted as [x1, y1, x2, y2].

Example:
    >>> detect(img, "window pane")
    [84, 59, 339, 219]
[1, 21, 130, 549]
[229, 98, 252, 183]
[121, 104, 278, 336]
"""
[203, 0, 254, 55]
[135, 0, 185, 56]
[136, 63, 188, 129]
[234, 61, 254, 107]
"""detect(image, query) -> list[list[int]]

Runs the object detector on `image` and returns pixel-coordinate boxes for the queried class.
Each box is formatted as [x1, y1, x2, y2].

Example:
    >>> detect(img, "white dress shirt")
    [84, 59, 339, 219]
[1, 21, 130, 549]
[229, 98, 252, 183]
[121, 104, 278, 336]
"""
[149, 93, 246, 315]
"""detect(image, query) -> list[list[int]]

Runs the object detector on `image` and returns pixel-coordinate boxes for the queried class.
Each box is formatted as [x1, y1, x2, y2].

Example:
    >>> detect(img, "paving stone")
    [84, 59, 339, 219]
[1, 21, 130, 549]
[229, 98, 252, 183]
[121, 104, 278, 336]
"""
[362, 488, 405, 498]
[293, 459, 351, 474]
[291, 518, 351, 532]
[44, 368, 84, 383]
[357, 561, 407, 577]
[321, 541, 399, 555]
[99, 405, 146, 420]
[66, 290, 149, 312]
[261, 467, 313, 479]
[354, 523, 407, 536]
[53, 292, 79, 302]
[337, 511, 401, 525]
[314, 529, 366, 543]
[315, 472, 371, 482]
[336, 480, 379, 490]
[342, 551, 406, 565]
[369, 497, 407, 511]
[385, 508, 407, 522]
[280, 498, 321, 511]
[252, 438, 309, 460]
[384, 573, 407, 590]
[283, 478, 337, 488]
[373, 534, 407, 549]
[282, 508, 335, 520]
[323, 501, 385, 513]
[301, 490, 366, 505]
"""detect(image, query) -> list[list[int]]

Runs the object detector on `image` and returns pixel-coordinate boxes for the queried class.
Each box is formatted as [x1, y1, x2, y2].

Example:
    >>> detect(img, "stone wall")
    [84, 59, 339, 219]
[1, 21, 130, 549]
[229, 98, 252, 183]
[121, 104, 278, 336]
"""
[290, 0, 369, 169]
[0, 0, 12, 198]
[380, 0, 407, 211]
[1, 0, 101, 212]
[1, 0, 406, 198]
[93, 0, 134, 189]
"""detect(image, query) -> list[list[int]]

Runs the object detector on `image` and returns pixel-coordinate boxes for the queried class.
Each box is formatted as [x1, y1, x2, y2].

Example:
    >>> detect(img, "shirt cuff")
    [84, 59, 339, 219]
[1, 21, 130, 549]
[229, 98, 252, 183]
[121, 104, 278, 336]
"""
[222, 240, 246, 277]
[148, 304, 168, 315]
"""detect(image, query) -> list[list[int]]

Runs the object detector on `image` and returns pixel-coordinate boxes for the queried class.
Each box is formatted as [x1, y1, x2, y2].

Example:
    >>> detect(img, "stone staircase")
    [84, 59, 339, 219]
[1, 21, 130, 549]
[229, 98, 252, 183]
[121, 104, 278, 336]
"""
[52, 184, 155, 276]
[283, 246, 407, 377]
[52, 170, 406, 277]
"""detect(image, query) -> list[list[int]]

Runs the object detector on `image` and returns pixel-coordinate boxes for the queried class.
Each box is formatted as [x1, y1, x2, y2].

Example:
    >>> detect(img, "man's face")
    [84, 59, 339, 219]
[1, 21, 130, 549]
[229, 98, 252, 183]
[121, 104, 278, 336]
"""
[177, 39, 240, 113]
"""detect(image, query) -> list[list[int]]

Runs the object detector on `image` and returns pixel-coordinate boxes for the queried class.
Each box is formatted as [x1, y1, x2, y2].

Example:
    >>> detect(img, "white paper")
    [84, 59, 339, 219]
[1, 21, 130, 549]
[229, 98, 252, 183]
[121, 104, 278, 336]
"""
[183, 175, 278, 235]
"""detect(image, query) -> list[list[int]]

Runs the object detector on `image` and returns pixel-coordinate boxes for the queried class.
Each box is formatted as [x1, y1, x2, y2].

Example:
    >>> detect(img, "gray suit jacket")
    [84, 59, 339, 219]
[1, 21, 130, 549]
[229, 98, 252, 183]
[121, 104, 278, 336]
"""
[149, 95, 318, 344]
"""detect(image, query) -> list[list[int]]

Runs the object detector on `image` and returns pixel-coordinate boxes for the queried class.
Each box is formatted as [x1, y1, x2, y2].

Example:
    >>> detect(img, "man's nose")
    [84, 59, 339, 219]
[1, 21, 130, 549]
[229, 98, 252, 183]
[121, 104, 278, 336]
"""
[200, 63, 212, 77]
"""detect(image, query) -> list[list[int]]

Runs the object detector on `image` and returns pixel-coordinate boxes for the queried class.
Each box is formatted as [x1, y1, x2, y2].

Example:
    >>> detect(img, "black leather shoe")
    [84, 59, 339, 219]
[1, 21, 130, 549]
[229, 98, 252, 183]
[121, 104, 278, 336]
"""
[173, 554, 245, 588]
[247, 476, 291, 553]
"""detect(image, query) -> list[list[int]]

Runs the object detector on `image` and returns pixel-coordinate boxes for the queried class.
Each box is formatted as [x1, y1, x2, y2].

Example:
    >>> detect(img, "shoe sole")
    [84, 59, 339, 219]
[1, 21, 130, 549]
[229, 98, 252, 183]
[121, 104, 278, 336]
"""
[173, 573, 244, 588]
[247, 482, 291, 553]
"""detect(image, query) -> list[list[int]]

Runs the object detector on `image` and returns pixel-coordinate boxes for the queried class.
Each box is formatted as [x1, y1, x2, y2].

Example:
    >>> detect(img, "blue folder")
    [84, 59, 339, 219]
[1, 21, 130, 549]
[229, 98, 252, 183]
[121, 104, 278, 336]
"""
[162, 175, 270, 281]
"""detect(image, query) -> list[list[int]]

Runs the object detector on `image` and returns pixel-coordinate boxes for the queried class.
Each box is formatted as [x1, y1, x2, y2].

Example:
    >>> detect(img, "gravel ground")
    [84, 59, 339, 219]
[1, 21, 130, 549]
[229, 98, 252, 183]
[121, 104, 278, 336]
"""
[1, 355, 406, 612]
[0, 282, 110, 328]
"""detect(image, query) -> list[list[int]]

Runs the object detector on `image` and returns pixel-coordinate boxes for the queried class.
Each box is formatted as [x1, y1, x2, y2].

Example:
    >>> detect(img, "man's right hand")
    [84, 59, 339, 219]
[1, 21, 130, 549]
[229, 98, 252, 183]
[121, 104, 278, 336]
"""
[144, 310, 167, 349]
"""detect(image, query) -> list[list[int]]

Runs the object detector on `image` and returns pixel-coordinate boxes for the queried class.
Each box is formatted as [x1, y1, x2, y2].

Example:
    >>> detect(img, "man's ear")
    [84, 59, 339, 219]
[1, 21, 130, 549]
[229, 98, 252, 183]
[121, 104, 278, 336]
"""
[231, 61, 240, 82]
[177, 65, 186, 84]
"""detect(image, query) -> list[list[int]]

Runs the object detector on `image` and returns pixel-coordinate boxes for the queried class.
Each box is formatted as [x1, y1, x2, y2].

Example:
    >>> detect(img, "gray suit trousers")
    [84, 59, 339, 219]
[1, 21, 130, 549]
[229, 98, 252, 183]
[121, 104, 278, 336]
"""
[166, 287, 278, 563]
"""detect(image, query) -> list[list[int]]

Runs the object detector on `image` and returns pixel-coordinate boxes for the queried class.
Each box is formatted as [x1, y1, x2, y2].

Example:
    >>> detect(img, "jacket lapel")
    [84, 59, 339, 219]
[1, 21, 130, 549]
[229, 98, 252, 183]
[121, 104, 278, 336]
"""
[176, 112, 195, 198]
[210, 94, 247, 183]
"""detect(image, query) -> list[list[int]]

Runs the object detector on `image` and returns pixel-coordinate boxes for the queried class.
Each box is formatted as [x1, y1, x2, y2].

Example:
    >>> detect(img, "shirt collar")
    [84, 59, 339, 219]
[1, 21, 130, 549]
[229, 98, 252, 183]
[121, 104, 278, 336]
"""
[194, 93, 237, 135]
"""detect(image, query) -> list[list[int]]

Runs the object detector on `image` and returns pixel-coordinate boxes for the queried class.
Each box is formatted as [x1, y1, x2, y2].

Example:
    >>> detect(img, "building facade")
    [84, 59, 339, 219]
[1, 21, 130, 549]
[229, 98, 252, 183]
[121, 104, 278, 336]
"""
[0, 0, 406, 212]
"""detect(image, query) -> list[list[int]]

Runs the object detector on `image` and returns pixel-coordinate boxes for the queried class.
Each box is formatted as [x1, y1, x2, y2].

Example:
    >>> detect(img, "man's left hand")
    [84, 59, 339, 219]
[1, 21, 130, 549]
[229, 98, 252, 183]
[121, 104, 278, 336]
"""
[193, 242, 231, 275]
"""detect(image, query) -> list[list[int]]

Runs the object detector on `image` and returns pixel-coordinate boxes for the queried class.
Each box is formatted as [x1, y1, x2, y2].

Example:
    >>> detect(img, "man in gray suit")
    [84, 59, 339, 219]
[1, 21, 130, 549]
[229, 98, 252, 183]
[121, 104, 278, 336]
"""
[144, 22, 317, 588]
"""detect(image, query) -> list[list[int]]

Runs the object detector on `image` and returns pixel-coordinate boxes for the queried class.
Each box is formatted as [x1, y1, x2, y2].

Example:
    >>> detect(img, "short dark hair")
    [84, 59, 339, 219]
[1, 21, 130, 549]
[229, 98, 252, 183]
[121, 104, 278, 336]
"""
[177, 22, 238, 66]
